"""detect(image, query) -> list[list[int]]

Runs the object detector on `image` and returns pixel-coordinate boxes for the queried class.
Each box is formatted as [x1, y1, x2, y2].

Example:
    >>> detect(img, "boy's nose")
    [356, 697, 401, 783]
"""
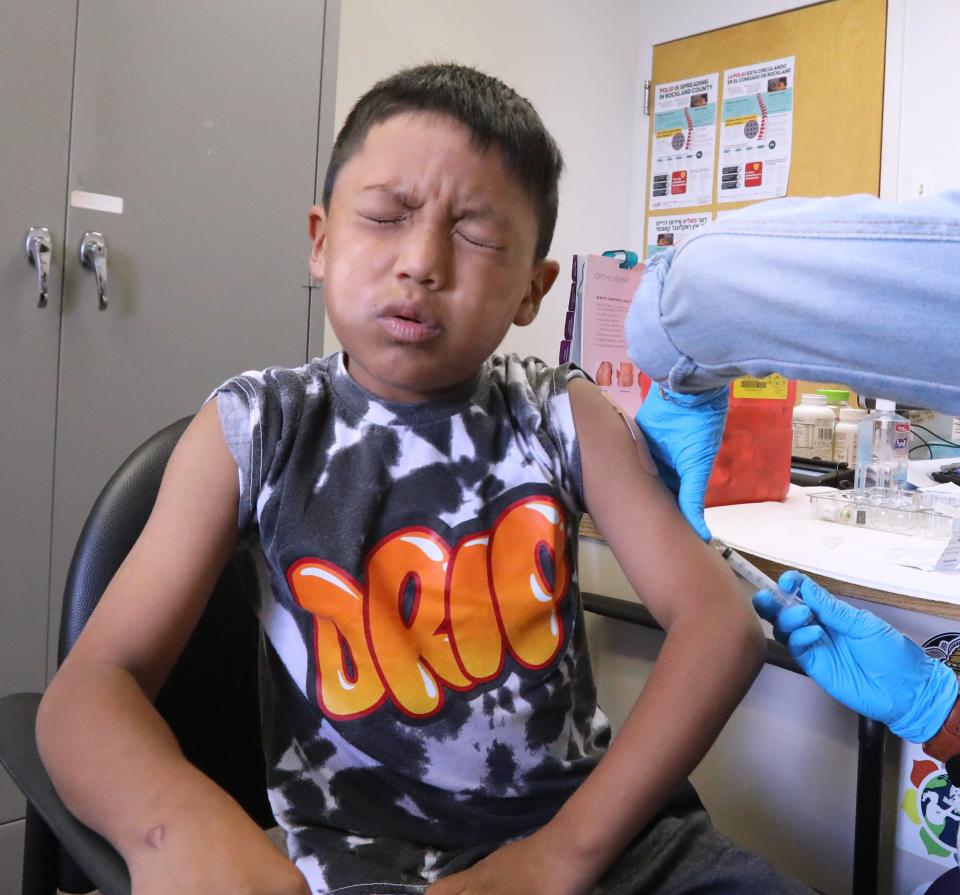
[394, 222, 450, 290]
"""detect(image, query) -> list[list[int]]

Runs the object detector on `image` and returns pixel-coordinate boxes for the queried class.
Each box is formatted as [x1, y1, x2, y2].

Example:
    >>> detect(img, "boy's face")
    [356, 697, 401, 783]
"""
[309, 112, 560, 402]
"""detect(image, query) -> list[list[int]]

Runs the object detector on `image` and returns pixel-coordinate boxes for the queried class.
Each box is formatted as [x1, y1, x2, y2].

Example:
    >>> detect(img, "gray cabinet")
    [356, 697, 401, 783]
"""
[1, 0, 337, 879]
[1, 0, 78, 827]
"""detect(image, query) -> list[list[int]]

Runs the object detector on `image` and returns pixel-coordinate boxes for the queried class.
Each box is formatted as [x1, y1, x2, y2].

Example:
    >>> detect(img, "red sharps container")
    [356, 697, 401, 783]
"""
[705, 375, 797, 507]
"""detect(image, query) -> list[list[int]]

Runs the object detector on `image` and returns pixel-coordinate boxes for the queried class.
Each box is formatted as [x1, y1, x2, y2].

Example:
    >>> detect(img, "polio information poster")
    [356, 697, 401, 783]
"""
[646, 213, 713, 259]
[649, 73, 719, 211]
[718, 57, 795, 203]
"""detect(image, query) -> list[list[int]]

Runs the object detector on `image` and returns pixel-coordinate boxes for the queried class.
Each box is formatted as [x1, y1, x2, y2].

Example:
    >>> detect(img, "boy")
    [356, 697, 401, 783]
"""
[37, 64, 810, 895]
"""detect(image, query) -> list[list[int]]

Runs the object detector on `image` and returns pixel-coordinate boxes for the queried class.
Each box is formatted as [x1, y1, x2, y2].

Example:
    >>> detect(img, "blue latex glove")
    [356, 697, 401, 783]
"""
[635, 384, 728, 541]
[753, 571, 960, 743]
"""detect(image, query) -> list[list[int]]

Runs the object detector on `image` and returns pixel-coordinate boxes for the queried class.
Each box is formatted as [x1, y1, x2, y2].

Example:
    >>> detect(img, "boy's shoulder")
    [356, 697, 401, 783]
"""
[217, 354, 336, 405]
[486, 352, 587, 404]
[485, 354, 589, 488]
[212, 355, 339, 461]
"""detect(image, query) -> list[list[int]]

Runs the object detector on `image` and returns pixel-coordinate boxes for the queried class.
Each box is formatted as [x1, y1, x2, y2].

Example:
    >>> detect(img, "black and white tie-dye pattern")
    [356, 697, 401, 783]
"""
[215, 354, 608, 891]
[214, 353, 813, 895]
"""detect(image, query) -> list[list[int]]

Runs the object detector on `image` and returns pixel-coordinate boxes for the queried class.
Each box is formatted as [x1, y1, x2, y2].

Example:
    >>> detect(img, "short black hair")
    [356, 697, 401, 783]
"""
[322, 63, 564, 260]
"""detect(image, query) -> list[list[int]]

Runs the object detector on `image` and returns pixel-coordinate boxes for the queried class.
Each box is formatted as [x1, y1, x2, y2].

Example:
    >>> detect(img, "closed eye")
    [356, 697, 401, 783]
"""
[455, 229, 503, 250]
[360, 213, 406, 225]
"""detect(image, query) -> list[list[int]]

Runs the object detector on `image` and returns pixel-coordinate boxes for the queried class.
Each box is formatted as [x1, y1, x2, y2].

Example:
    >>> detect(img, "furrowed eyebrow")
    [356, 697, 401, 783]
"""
[359, 186, 507, 227]
[360, 185, 420, 208]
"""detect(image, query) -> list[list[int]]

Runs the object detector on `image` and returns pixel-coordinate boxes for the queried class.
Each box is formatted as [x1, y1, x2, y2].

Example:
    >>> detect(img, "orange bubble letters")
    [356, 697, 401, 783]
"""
[490, 497, 569, 670]
[366, 528, 471, 717]
[287, 496, 571, 719]
[448, 534, 503, 682]
[287, 559, 386, 720]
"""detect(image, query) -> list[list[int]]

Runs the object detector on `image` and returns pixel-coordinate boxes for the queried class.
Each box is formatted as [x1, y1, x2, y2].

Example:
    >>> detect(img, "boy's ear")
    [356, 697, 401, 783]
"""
[514, 258, 561, 327]
[307, 204, 328, 281]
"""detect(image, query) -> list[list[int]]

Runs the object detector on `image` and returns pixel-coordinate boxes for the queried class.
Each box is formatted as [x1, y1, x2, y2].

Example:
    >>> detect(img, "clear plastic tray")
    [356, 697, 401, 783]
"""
[808, 488, 959, 539]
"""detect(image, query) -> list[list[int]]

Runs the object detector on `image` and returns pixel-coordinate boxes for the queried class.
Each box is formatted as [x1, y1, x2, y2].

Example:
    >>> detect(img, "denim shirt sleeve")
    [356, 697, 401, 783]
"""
[625, 192, 960, 415]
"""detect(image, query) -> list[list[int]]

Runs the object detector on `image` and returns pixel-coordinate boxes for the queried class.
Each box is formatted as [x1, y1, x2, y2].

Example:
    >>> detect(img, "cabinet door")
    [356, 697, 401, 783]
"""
[49, 1, 329, 667]
[0, 1, 77, 824]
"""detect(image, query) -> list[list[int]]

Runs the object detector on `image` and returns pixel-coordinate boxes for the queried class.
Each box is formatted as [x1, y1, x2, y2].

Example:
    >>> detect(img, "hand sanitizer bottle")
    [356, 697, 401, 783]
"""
[854, 399, 911, 491]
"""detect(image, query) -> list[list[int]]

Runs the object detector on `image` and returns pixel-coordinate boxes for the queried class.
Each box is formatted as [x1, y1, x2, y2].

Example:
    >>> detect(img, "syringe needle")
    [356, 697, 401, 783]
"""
[711, 539, 804, 609]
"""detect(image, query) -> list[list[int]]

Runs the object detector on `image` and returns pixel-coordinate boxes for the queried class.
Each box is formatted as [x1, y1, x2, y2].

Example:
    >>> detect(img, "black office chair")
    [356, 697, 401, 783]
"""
[0, 417, 274, 895]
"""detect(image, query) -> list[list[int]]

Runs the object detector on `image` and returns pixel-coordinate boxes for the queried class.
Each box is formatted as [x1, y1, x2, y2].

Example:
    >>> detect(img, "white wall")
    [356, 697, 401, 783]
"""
[324, 0, 643, 366]
[892, 0, 960, 200]
[888, 0, 960, 453]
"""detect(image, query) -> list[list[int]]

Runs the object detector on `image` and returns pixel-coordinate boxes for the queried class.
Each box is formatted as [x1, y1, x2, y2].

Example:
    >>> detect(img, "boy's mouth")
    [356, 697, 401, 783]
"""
[378, 301, 442, 344]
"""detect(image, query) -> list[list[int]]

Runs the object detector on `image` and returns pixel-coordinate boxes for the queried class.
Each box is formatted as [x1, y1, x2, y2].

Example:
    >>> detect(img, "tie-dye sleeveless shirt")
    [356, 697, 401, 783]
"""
[214, 352, 612, 886]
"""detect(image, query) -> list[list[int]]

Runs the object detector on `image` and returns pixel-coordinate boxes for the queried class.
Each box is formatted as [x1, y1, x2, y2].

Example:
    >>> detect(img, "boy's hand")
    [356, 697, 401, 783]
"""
[426, 827, 594, 895]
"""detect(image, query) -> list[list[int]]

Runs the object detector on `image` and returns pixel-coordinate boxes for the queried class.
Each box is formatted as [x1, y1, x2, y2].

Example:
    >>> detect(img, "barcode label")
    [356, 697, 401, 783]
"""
[733, 373, 790, 401]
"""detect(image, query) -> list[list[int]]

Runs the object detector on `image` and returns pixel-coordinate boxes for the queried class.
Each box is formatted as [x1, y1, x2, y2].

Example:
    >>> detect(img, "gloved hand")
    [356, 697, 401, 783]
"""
[635, 384, 728, 541]
[754, 571, 960, 743]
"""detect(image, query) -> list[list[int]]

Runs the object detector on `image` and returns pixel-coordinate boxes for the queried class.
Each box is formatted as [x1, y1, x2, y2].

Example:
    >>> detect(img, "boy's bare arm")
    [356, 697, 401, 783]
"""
[36, 402, 307, 895]
[548, 378, 765, 882]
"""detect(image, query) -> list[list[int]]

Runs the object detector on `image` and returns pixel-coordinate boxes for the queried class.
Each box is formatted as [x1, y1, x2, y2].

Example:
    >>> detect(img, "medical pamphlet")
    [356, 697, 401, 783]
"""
[649, 73, 719, 211]
[718, 57, 795, 203]
[560, 254, 646, 417]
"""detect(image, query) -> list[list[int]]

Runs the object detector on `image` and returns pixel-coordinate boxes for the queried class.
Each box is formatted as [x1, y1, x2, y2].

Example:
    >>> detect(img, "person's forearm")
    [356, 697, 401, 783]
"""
[542, 605, 765, 878]
[37, 660, 253, 863]
[626, 191, 960, 414]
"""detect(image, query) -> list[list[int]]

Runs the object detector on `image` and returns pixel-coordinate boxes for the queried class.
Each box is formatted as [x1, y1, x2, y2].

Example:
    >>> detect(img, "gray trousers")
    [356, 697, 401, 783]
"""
[286, 785, 814, 895]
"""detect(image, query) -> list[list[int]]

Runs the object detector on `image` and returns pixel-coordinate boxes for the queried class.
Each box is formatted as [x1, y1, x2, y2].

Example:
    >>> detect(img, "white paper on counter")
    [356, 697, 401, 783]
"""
[705, 486, 960, 605]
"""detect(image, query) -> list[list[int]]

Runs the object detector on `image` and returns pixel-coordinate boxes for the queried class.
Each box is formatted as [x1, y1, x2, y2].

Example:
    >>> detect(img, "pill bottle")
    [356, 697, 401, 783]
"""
[792, 393, 835, 460]
[816, 388, 851, 459]
[834, 407, 867, 466]
[816, 388, 851, 421]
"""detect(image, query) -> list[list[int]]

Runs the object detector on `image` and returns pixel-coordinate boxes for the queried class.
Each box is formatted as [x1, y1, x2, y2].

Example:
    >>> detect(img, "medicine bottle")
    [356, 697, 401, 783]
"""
[792, 393, 835, 460]
[816, 388, 850, 422]
[834, 407, 867, 466]
[816, 388, 851, 459]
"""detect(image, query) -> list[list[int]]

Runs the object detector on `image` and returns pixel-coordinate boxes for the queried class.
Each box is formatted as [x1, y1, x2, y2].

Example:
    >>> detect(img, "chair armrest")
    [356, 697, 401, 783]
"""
[0, 692, 130, 895]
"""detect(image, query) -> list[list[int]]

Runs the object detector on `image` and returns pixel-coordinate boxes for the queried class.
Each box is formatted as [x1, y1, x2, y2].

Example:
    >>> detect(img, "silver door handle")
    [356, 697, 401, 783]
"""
[25, 227, 52, 307]
[79, 231, 107, 309]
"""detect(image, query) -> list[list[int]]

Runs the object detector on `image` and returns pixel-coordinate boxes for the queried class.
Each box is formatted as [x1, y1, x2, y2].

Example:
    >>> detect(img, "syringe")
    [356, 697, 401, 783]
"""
[711, 539, 804, 609]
